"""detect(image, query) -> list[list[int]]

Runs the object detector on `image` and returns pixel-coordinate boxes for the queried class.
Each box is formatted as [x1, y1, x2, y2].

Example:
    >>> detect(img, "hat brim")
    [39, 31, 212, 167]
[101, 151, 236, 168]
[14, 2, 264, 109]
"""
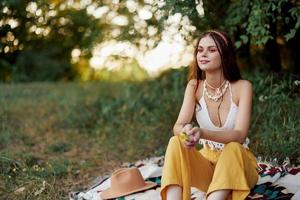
[100, 181, 157, 199]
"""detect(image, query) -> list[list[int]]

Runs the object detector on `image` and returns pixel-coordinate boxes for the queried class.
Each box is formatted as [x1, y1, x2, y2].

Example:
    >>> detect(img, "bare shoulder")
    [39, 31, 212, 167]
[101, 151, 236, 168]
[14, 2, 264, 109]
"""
[187, 79, 202, 91]
[187, 79, 198, 87]
[233, 79, 253, 92]
[186, 79, 203, 100]
[232, 80, 253, 105]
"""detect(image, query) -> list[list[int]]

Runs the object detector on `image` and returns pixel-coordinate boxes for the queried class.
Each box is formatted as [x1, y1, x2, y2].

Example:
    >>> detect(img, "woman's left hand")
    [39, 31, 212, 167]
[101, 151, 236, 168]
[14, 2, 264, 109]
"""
[184, 127, 202, 148]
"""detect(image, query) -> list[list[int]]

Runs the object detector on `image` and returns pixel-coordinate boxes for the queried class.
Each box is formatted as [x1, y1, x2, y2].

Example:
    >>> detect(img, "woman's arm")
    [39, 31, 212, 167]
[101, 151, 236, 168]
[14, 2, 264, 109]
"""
[173, 79, 198, 135]
[200, 80, 253, 144]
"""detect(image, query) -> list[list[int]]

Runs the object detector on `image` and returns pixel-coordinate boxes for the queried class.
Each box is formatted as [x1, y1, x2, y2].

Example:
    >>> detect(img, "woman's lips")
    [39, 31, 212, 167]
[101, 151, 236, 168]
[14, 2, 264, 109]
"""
[200, 60, 210, 64]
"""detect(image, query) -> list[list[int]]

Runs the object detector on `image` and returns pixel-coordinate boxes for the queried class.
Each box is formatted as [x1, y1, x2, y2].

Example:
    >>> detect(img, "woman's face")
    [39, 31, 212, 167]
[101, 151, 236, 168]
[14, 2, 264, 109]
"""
[196, 36, 221, 72]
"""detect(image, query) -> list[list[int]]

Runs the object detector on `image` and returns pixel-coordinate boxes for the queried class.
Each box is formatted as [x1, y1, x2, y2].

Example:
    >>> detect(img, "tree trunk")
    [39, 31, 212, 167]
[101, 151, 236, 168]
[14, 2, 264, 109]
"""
[265, 19, 282, 72]
[290, 30, 300, 74]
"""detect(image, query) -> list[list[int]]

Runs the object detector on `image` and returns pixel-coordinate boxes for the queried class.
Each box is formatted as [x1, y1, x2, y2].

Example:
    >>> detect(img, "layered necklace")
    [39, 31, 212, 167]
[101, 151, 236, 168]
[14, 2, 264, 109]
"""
[203, 79, 229, 102]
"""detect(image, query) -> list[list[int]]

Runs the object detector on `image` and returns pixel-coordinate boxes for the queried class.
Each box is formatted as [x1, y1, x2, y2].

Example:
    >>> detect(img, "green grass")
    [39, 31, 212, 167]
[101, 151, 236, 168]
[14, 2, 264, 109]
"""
[0, 68, 299, 199]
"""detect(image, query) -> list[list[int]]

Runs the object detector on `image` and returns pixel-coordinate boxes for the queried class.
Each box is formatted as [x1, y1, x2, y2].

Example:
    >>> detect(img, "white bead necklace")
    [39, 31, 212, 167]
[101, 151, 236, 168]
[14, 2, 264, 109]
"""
[204, 80, 229, 102]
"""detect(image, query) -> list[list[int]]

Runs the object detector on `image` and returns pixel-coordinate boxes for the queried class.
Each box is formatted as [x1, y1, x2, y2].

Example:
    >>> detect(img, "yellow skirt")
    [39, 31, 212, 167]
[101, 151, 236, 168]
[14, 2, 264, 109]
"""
[160, 136, 259, 200]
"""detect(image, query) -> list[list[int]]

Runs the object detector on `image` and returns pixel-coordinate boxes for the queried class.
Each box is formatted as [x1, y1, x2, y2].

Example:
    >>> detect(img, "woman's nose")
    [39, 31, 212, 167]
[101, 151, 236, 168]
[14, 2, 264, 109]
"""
[201, 49, 208, 56]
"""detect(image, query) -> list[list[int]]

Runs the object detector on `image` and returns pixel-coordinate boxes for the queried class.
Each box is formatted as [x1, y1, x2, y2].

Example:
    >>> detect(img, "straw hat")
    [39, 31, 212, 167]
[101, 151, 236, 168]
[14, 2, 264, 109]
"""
[100, 167, 157, 199]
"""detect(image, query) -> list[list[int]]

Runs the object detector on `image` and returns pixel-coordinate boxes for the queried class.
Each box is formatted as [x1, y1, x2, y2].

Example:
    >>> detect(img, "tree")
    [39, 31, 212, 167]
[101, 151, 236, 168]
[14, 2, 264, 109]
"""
[161, 0, 300, 72]
[225, 0, 300, 72]
[1, 0, 298, 82]
[0, 0, 101, 81]
[0, 0, 164, 82]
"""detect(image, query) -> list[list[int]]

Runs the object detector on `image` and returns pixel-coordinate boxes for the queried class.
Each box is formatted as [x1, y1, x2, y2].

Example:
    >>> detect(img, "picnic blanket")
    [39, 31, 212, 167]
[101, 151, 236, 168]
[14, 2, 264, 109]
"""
[69, 156, 300, 200]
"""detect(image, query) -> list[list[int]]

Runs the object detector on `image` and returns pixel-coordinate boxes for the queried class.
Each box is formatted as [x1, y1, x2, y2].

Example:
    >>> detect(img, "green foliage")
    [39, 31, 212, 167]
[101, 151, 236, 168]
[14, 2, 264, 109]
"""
[162, 0, 197, 17]
[225, 0, 300, 46]
[0, 0, 165, 82]
[91, 58, 149, 82]
[162, 0, 231, 31]
[285, 6, 300, 40]
[0, 0, 100, 81]
[1, 0, 299, 82]
[163, 0, 299, 46]
[160, 0, 300, 72]
[47, 142, 71, 154]
[244, 69, 300, 164]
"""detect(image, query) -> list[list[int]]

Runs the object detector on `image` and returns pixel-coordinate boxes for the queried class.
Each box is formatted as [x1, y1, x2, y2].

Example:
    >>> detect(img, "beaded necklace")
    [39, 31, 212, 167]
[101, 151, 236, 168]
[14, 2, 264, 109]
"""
[203, 80, 229, 102]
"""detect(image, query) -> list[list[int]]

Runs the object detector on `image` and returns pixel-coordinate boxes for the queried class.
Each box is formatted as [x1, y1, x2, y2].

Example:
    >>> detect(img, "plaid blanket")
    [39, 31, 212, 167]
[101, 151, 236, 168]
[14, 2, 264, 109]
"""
[69, 156, 300, 200]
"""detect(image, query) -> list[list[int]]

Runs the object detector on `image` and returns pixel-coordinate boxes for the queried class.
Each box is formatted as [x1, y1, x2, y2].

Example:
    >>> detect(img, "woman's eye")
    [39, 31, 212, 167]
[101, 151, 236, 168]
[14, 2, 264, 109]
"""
[209, 49, 217, 52]
[197, 49, 203, 52]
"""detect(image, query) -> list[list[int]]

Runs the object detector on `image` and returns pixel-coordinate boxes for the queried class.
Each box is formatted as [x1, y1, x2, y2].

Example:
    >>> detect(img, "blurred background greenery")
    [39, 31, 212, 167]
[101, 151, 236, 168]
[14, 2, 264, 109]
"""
[0, 0, 299, 199]
[1, 0, 299, 81]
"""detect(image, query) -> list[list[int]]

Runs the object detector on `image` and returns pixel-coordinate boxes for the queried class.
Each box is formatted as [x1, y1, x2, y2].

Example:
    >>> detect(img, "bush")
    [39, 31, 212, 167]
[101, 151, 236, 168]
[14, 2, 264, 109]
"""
[244, 69, 300, 164]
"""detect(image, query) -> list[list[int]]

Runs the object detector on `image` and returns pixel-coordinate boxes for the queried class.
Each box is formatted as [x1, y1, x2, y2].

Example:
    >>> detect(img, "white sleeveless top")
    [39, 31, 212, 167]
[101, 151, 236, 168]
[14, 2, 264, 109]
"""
[195, 82, 250, 150]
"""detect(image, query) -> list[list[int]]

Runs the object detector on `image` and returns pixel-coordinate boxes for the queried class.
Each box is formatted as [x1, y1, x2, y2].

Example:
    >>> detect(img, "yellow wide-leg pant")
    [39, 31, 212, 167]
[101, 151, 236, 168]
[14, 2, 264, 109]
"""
[160, 136, 259, 200]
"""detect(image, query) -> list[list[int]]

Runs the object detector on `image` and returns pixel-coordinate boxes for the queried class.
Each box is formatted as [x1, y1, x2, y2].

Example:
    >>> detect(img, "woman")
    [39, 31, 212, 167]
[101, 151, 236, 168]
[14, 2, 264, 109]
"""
[160, 30, 259, 200]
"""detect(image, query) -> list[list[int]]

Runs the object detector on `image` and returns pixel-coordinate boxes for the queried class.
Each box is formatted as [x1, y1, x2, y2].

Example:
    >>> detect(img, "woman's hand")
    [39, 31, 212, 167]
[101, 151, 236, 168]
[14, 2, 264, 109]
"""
[182, 126, 202, 149]
[182, 123, 193, 133]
